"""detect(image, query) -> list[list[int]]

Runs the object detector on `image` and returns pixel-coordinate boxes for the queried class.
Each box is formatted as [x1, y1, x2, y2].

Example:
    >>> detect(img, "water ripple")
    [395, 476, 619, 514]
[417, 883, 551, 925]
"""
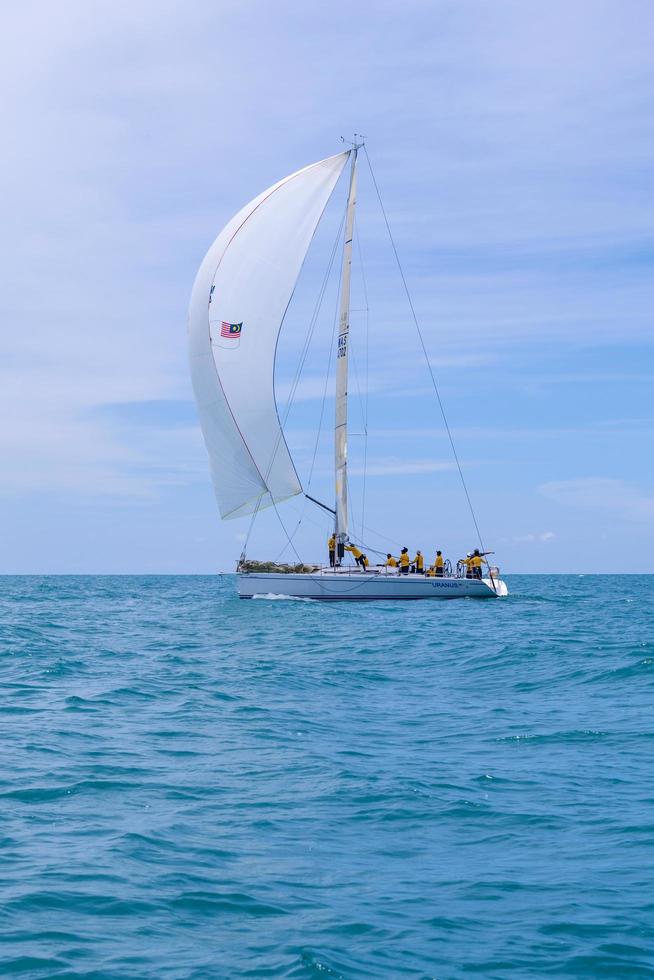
[1, 574, 653, 976]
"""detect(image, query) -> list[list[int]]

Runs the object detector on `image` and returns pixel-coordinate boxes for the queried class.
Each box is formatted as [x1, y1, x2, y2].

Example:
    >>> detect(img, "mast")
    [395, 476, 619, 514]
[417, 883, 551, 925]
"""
[334, 144, 359, 559]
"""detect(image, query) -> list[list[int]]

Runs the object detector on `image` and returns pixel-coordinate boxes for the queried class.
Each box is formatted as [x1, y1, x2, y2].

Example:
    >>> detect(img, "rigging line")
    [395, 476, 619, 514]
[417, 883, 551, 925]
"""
[304, 326, 334, 495]
[273, 500, 333, 563]
[347, 241, 368, 529]
[274, 537, 293, 562]
[343, 528, 396, 561]
[363, 145, 487, 554]
[351, 540, 387, 559]
[241, 205, 346, 559]
[347, 479, 357, 545]
[240, 490, 264, 560]
[266, 484, 408, 596]
[347, 328, 368, 442]
[271, 497, 312, 569]
[360, 522, 405, 550]
[277, 206, 346, 445]
[268, 208, 346, 556]
[354, 223, 370, 537]
[271, 495, 333, 563]
[277, 204, 345, 467]
[289, 501, 333, 531]
[269, 499, 397, 596]
[305, 215, 345, 495]
[282, 200, 348, 566]
[344, 203, 366, 427]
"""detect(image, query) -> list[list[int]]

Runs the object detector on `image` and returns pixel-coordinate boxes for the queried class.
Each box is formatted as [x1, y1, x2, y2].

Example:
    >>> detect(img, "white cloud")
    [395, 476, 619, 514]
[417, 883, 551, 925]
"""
[507, 531, 556, 544]
[539, 478, 654, 521]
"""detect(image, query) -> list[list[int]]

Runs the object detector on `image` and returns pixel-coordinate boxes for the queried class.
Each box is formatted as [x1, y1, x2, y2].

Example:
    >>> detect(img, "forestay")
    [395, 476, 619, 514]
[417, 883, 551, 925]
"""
[188, 151, 350, 519]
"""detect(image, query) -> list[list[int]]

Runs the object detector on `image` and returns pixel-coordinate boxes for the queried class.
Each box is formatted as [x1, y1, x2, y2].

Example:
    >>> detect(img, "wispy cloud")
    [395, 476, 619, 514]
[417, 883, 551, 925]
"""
[349, 459, 457, 477]
[500, 531, 556, 545]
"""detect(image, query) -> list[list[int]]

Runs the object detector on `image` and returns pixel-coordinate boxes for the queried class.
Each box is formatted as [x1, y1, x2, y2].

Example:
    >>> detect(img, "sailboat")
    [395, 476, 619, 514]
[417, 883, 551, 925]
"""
[188, 142, 508, 600]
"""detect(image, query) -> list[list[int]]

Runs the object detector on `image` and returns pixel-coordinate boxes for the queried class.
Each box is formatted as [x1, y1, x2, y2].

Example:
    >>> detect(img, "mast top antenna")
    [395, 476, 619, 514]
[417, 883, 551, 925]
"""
[340, 134, 366, 150]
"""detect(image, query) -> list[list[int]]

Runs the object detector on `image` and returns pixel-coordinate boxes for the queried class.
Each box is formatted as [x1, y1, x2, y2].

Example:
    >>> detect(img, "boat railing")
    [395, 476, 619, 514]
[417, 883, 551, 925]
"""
[452, 561, 501, 580]
[237, 561, 501, 580]
[317, 564, 462, 578]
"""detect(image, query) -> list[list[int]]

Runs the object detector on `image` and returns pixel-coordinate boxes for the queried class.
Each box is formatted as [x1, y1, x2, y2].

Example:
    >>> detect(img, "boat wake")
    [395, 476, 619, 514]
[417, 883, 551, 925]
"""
[251, 593, 318, 602]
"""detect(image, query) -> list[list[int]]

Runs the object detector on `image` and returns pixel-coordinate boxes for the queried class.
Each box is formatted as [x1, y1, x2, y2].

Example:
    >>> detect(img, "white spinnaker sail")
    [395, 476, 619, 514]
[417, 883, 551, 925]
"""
[188, 151, 350, 520]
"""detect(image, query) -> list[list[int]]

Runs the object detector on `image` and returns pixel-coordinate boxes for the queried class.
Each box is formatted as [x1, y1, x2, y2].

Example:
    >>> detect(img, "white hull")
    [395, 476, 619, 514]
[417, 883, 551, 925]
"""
[237, 570, 508, 601]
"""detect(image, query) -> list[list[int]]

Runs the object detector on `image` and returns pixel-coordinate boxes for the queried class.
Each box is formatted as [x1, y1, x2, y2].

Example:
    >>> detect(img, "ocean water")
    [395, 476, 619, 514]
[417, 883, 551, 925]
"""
[2, 574, 653, 979]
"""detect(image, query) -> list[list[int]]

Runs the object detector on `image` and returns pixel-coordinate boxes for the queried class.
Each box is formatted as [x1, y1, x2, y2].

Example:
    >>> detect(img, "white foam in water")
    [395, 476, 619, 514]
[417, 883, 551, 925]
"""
[251, 593, 317, 602]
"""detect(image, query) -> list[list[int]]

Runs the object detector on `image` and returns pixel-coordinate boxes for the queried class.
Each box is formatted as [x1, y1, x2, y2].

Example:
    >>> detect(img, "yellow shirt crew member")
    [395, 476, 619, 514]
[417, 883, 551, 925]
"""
[328, 534, 336, 567]
[460, 555, 474, 577]
[470, 551, 486, 578]
[345, 543, 367, 570]
[385, 554, 397, 567]
[412, 551, 424, 572]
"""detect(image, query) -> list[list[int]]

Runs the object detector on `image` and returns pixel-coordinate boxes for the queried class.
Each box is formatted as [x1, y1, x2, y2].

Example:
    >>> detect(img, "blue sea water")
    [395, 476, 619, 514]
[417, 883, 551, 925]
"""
[2, 574, 653, 979]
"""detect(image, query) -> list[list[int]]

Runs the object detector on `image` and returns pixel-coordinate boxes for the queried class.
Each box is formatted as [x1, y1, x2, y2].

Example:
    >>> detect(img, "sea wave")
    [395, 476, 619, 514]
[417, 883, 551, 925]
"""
[1, 573, 653, 977]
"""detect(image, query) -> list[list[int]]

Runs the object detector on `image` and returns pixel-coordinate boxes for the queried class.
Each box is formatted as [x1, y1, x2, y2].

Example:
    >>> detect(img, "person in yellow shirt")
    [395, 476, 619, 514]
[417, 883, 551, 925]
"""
[328, 534, 336, 567]
[411, 550, 424, 574]
[459, 554, 474, 578]
[344, 543, 366, 570]
[398, 547, 410, 575]
[425, 565, 435, 577]
[385, 553, 398, 568]
[434, 550, 444, 577]
[471, 549, 489, 579]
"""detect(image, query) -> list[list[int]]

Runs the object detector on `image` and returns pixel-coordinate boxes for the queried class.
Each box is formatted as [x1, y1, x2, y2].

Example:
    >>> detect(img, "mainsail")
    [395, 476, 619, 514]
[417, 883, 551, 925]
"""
[188, 151, 350, 519]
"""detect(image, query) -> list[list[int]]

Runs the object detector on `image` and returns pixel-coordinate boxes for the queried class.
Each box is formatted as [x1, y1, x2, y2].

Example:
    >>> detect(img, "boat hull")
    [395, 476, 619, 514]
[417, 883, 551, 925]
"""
[237, 571, 508, 600]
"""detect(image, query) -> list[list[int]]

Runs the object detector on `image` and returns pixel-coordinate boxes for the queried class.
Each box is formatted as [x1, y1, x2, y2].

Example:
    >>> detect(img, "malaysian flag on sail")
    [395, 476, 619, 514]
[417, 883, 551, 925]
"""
[220, 321, 243, 338]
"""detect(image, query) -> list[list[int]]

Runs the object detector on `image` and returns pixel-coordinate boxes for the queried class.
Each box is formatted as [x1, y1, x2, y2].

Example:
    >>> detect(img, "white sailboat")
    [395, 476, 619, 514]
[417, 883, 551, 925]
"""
[188, 143, 508, 600]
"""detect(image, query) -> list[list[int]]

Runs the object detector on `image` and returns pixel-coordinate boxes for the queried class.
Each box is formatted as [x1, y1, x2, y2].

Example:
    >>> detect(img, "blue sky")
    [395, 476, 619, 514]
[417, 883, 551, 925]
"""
[2, 0, 653, 573]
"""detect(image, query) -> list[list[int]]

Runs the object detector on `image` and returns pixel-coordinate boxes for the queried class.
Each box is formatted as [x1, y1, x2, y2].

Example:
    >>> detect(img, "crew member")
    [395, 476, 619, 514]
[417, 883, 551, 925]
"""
[434, 550, 444, 577]
[345, 542, 367, 570]
[385, 553, 398, 568]
[459, 553, 474, 578]
[398, 547, 410, 575]
[471, 549, 486, 579]
[412, 550, 424, 574]
[328, 533, 336, 567]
